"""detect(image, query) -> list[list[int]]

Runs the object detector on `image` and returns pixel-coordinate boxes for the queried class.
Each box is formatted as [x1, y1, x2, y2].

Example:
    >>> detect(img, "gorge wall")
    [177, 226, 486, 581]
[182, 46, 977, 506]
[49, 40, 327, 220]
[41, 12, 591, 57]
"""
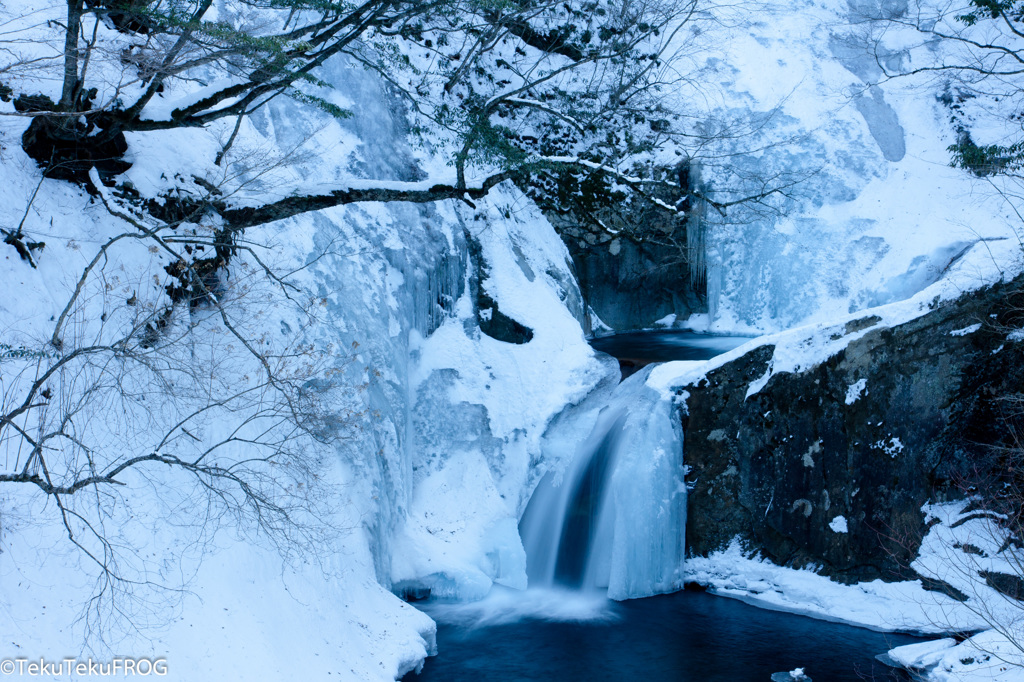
[570, 238, 706, 332]
[680, 276, 1024, 584]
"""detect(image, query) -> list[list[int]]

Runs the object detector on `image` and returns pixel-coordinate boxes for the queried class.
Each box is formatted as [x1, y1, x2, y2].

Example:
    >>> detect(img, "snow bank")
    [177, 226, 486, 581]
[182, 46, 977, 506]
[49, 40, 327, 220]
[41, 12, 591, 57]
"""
[683, 501, 1024, 682]
[0, 460, 437, 682]
[889, 631, 1024, 681]
[684, 538, 985, 635]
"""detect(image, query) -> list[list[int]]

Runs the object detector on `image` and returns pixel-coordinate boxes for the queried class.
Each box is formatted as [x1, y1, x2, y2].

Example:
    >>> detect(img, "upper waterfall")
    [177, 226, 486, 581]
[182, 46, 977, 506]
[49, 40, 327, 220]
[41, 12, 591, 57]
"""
[520, 366, 689, 600]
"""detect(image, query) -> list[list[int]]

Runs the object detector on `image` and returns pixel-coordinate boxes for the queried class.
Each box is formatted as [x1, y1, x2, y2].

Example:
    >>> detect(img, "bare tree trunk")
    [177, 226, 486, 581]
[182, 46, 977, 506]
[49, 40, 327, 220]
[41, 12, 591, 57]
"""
[59, 0, 84, 110]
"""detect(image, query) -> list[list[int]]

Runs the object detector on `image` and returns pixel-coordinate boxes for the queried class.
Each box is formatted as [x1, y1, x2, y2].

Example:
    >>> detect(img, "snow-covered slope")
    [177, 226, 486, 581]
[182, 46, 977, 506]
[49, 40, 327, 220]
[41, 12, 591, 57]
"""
[3, 0, 1024, 679]
[0, 11, 606, 679]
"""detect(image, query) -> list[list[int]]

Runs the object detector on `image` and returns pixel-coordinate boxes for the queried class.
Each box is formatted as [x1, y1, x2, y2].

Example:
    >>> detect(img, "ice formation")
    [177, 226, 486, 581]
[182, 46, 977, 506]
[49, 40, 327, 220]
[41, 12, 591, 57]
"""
[686, 0, 1020, 333]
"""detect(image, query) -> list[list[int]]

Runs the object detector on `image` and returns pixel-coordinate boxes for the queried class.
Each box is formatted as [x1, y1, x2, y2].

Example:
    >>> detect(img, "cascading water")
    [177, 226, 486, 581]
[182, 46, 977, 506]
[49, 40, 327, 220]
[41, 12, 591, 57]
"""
[519, 365, 689, 600]
[417, 344, 926, 679]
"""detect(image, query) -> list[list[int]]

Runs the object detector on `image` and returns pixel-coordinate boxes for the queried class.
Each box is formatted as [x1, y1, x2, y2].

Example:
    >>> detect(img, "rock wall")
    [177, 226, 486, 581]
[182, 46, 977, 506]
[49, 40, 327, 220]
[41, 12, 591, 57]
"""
[571, 238, 706, 331]
[682, 277, 1024, 583]
[544, 190, 707, 332]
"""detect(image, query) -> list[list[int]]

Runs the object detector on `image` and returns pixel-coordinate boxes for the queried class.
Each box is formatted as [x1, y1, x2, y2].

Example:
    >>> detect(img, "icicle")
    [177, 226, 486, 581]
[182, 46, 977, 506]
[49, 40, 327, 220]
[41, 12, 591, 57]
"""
[686, 160, 708, 294]
[408, 245, 466, 337]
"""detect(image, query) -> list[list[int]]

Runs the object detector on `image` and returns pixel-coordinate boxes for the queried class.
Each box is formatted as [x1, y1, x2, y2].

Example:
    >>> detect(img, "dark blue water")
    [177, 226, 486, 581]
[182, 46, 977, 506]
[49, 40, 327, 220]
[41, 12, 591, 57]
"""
[405, 589, 925, 682]
[589, 330, 750, 363]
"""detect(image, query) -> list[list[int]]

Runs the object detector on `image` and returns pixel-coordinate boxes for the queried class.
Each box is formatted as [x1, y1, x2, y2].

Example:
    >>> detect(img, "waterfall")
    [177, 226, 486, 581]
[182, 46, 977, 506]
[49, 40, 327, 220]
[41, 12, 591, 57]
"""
[519, 366, 688, 600]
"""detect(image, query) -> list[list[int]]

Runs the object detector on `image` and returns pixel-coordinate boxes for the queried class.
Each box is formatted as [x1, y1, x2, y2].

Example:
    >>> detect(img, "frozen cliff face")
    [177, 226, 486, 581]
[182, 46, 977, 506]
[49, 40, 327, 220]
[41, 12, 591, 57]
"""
[686, 0, 1020, 332]
[231, 53, 611, 603]
[230, 59, 609, 602]
[0, 37, 604, 677]
[389, 194, 611, 600]
[234, 62, 466, 587]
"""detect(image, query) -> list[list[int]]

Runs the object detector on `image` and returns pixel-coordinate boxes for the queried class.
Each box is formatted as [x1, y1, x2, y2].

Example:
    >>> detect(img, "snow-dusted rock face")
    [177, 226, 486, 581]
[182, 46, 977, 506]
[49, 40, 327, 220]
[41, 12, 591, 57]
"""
[677, 276, 1024, 582]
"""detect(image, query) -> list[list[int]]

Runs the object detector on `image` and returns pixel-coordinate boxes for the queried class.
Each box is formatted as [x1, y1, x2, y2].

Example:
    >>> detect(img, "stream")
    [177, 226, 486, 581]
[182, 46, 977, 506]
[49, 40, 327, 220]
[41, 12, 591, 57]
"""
[408, 588, 923, 681]
[404, 330, 927, 681]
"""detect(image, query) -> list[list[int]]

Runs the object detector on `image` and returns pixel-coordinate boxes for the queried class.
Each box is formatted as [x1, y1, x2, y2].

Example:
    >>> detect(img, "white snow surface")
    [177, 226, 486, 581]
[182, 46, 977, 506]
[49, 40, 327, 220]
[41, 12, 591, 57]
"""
[889, 632, 1024, 681]
[828, 516, 849, 533]
[0, 118, 442, 682]
[684, 538, 978, 634]
[950, 324, 984, 337]
[845, 379, 868, 405]
[647, 213, 1019, 399]
[684, 507, 989, 632]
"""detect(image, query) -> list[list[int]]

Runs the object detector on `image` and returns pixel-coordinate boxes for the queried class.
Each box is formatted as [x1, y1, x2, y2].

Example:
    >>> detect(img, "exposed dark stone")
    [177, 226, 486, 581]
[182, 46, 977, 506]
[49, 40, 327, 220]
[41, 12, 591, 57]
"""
[465, 231, 534, 344]
[15, 91, 132, 183]
[955, 542, 986, 556]
[682, 277, 1024, 583]
[22, 114, 131, 183]
[980, 571, 1024, 601]
[843, 315, 882, 335]
[139, 306, 173, 348]
[12, 93, 57, 113]
[917, 575, 970, 602]
[571, 237, 705, 331]
[479, 304, 534, 344]
[162, 255, 225, 306]
[539, 169, 706, 331]
[87, 0, 156, 34]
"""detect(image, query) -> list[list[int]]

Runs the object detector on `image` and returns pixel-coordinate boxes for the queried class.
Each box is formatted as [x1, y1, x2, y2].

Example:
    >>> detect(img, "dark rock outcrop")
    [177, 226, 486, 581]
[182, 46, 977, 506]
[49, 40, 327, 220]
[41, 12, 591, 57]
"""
[17, 95, 132, 183]
[465, 230, 534, 344]
[572, 238, 705, 331]
[682, 277, 1024, 583]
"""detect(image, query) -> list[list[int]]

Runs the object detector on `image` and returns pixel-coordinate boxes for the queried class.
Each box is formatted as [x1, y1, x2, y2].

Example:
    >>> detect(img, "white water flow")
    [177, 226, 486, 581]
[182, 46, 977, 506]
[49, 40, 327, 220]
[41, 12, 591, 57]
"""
[519, 365, 688, 600]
